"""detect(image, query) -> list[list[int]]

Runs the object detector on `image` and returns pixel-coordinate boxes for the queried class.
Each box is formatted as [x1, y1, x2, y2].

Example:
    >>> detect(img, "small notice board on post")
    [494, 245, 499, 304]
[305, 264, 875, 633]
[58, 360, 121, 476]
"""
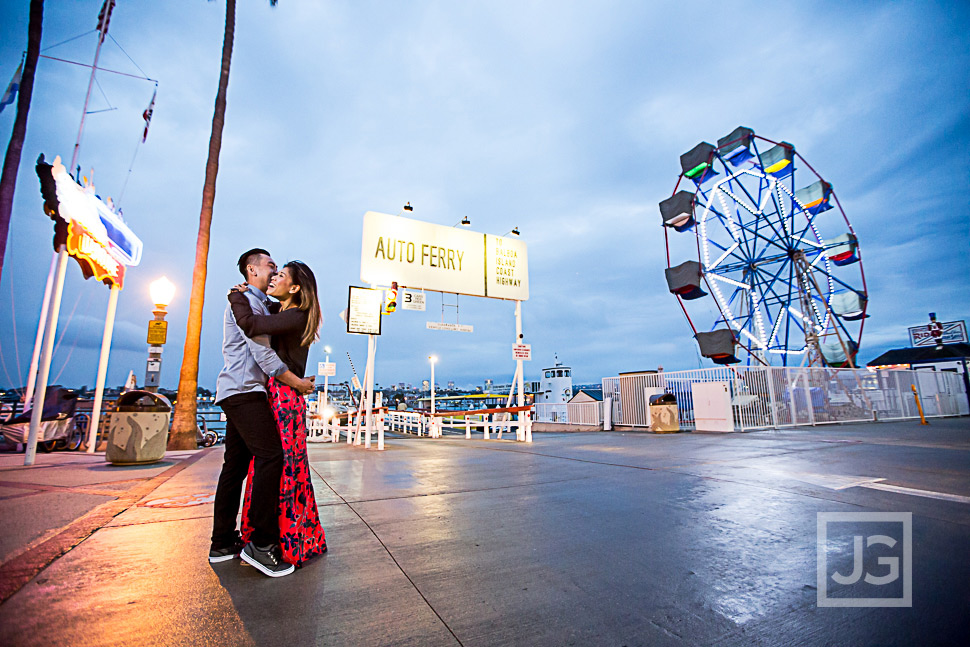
[317, 362, 336, 377]
[347, 286, 382, 335]
[147, 320, 168, 345]
[512, 343, 532, 361]
[401, 290, 426, 311]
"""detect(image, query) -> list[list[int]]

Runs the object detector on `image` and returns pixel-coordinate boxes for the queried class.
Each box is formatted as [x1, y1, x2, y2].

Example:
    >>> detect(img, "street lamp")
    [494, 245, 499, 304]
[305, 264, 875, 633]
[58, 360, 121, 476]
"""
[322, 345, 332, 409]
[145, 277, 175, 393]
[428, 355, 438, 415]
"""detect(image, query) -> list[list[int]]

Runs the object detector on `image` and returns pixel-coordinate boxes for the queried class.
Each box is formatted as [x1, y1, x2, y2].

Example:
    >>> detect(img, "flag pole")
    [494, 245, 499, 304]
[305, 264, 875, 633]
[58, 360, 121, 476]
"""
[25, 0, 114, 465]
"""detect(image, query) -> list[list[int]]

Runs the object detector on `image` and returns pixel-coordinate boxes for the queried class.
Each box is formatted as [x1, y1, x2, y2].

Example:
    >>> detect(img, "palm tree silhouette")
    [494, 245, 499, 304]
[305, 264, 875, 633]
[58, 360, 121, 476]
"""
[170, 0, 279, 448]
[0, 0, 44, 284]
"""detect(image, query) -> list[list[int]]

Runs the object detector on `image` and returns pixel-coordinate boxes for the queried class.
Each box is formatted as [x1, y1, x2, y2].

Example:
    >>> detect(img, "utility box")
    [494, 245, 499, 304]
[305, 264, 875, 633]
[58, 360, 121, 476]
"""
[106, 391, 172, 465]
[648, 393, 680, 433]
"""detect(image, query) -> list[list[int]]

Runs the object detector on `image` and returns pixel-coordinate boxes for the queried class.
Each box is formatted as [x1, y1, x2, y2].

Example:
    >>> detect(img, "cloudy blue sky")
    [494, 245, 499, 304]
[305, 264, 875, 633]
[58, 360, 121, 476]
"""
[0, 0, 967, 391]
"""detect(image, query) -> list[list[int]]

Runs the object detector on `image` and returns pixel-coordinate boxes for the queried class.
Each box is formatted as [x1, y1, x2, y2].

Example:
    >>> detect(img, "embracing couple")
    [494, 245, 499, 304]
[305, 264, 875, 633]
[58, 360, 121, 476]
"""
[208, 248, 327, 577]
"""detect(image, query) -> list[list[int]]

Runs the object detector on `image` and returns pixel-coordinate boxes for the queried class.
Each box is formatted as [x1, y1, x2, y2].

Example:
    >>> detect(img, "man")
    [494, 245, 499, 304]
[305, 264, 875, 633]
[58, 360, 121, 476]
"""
[209, 248, 314, 577]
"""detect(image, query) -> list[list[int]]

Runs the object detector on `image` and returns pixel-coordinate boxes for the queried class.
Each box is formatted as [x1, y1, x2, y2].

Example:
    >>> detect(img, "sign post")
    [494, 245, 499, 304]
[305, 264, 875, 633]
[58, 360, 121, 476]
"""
[28, 154, 143, 464]
[356, 211, 531, 446]
[318, 348, 335, 434]
[86, 284, 119, 452]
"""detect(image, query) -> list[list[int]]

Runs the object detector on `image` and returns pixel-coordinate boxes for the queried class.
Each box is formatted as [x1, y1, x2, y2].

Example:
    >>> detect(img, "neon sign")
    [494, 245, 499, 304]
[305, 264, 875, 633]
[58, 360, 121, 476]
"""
[65, 220, 126, 288]
[36, 155, 142, 290]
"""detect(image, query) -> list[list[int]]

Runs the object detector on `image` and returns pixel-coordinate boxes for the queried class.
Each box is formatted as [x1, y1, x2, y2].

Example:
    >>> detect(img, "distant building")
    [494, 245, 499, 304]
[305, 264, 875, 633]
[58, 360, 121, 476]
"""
[569, 388, 602, 403]
[868, 343, 970, 378]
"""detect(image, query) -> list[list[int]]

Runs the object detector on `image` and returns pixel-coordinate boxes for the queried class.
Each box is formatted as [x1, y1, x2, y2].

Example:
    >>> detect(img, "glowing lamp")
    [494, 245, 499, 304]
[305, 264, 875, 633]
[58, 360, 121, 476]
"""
[150, 276, 176, 308]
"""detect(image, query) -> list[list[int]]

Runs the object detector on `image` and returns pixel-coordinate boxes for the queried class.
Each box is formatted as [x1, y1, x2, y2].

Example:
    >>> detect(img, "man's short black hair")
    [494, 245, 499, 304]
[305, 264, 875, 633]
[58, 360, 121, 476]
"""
[237, 248, 271, 279]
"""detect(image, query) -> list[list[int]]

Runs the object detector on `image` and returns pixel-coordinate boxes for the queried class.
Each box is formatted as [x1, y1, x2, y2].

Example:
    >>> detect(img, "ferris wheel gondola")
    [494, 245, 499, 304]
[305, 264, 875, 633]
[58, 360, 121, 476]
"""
[661, 127, 867, 367]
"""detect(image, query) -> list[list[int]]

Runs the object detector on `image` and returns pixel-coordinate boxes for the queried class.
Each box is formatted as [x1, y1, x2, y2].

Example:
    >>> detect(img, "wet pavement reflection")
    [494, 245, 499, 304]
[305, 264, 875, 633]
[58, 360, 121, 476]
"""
[0, 418, 967, 646]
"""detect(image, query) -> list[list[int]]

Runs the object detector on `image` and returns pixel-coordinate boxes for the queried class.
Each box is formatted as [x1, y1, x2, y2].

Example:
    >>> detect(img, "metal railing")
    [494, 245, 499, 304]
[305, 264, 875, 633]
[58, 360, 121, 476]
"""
[533, 402, 604, 425]
[603, 366, 968, 431]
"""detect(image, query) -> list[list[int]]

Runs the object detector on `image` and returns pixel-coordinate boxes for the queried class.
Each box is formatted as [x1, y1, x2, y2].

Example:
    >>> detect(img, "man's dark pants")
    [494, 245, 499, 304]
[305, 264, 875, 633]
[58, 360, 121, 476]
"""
[212, 391, 283, 548]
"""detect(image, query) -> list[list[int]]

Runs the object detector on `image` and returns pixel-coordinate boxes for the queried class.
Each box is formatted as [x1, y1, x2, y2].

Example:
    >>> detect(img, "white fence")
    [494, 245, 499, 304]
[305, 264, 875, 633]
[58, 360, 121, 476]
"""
[602, 366, 968, 431]
[306, 403, 534, 445]
[533, 402, 604, 425]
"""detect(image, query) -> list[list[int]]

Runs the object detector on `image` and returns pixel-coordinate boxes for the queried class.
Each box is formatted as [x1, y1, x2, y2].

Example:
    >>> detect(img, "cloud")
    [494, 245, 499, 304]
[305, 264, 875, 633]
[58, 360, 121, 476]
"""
[1, 0, 968, 390]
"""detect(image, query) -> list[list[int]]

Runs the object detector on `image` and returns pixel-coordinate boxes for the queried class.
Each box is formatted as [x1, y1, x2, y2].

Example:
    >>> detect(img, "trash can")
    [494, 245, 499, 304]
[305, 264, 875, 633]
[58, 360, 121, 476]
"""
[106, 390, 172, 465]
[648, 393, 680, 433]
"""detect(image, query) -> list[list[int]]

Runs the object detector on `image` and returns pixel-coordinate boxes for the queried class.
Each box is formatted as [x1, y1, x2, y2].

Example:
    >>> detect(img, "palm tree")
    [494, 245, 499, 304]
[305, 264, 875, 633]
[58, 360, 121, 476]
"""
[169, 0, 277, 448]
[0, 0, 44, 285]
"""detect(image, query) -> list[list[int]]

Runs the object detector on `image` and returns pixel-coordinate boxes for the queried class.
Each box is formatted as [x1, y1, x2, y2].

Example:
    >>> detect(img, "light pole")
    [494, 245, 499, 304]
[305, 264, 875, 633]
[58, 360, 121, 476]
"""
[322, 345, 332, 411]
[145, 277, 176, 393]
[429, 355, 438, 415]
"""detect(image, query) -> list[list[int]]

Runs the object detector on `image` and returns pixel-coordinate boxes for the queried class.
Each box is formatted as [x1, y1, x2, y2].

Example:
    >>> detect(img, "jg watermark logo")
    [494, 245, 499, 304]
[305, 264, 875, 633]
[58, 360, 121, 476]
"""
[817, 512, 912, 607]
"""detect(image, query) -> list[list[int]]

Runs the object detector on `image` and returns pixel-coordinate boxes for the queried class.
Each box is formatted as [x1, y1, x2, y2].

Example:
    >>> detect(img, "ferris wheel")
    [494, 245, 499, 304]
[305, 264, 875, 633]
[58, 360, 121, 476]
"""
[661, 127, 867, 367]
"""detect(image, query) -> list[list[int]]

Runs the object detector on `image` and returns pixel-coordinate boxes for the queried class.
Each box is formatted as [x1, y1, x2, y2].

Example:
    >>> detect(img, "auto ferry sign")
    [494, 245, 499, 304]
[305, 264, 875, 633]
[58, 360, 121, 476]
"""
[360, 211, 528, 301]
[37, 155, 143, 289]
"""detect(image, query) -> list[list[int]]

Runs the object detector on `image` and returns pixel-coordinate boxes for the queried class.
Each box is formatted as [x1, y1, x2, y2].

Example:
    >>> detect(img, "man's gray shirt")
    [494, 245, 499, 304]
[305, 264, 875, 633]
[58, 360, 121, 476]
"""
[215, 285, 288, 404]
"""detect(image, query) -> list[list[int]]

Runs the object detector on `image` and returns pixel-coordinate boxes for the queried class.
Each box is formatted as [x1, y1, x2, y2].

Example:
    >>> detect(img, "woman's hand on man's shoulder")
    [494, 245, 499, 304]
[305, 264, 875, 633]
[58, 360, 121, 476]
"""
[227, 282, 249, 297]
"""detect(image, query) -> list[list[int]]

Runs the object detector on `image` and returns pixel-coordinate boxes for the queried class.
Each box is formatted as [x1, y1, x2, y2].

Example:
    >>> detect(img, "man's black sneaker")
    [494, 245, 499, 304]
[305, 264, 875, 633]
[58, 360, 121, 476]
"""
[208, 539, 245, 563]
[240, 542, 295, 578]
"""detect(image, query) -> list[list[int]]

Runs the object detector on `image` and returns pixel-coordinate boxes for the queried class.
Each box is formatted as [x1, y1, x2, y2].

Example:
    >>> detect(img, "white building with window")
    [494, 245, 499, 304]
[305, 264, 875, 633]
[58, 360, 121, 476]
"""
[535, 357, 573, 404]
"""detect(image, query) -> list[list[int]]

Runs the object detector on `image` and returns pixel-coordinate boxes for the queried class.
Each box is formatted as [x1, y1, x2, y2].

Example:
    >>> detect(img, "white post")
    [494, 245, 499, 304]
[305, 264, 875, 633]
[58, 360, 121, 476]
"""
[363, 333, 377, 449]
[323, 351, 330, 415]
[354, 360, 368, 446]
[765, 366, 778, 429]
[24, 252, 58, 407]
[803, 369, 816, 426]
[86, 284, 120, 452]
[515, 300, 529, 442]
[25, 248, 69, 465]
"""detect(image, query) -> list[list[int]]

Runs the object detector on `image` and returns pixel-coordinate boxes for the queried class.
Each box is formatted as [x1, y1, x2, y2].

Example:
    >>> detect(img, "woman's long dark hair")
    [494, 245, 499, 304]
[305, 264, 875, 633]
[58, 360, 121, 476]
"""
[284, 260, 321, 347]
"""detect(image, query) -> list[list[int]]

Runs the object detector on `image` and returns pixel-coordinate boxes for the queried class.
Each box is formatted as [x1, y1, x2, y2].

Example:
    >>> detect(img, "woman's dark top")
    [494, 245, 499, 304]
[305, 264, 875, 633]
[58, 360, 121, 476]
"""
[229, 291, 310, 378]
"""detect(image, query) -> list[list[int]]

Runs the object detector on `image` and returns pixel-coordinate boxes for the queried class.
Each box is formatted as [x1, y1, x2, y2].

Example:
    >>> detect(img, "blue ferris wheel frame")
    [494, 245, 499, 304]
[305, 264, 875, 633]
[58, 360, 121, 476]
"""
[665, 132, 868, 367]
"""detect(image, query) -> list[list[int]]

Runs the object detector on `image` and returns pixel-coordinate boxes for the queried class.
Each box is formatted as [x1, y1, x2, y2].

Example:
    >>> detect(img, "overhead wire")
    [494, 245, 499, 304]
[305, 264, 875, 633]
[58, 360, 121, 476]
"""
[41, 30, 97, 52]
[107, 33, 150, 79]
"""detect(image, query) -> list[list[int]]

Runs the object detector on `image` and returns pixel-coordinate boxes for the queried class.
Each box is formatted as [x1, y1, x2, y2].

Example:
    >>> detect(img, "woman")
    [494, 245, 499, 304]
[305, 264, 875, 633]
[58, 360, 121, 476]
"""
[228, 260, 327, 567]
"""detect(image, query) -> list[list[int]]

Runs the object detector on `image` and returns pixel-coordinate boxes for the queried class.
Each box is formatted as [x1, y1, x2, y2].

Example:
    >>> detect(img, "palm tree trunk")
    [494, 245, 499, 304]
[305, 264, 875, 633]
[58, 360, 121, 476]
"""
[0, 0, 43, 285]
[169, 0, 236, 449]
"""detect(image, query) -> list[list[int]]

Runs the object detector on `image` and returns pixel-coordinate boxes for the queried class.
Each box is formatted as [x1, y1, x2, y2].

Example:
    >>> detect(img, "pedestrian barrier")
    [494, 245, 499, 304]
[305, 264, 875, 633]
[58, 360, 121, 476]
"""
[533, 401, 603, 425]
[431, 405, 534, 442]
[603, 366, 968, 431]
[311, 405, 534, 444]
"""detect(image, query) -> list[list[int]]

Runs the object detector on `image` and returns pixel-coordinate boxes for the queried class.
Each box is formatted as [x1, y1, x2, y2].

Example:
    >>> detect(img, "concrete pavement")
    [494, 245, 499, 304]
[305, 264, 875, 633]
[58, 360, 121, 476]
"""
[0, 417, 968, 646]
